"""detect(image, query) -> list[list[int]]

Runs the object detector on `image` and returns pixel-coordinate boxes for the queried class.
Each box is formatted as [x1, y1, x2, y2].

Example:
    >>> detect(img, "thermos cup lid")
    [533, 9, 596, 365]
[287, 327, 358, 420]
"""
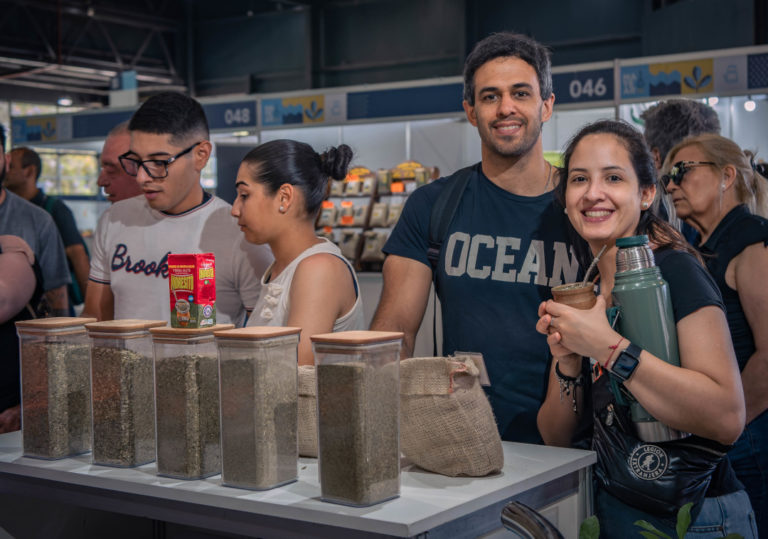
[616, 235, 649, 248]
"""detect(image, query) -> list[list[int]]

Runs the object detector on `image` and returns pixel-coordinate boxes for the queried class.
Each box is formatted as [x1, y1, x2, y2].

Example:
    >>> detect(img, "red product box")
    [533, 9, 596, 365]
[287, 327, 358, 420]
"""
[167, 253, 216, 328]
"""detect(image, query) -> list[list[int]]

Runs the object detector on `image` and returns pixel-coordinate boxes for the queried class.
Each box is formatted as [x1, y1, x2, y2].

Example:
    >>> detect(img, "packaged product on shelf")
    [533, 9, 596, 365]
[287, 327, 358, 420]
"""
[360, 175, 376, 196]
[352, 204, 368, 226]
[386, 202, 404, 227]
[312, 331, 403, 507]
[167, 253, 216, 329]
[330, 180, 345, 197]
[86, 319, 166, 467]
[344, 179, 361, 196]
[376, 169, 392, 195]
[215, 326, 300, 490]
[317, 201, 337, 227]
[399, 355, 503, 477]
[16, 317, 96, 460]
[339, 229, 362, 260]
[337, 201, 355, 226]
[317, 226, 335, 243]
[360, 230, 389, 263]
[150, 324, 233, 479]
[368, 202, 388, 227]
[414, 167, 429, 187]
[298, 365, 318, 457]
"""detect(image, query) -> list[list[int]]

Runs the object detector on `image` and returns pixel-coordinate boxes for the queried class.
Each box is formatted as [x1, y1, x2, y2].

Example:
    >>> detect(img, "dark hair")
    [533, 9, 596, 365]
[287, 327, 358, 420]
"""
[463, 32, 552, 105]
[12, 147, 42, 180]
[557, 119, 699, 269]
[640, 99, 720, 164]
[128, 92, 209, 145]
[241, 140, 353, 217]
[0, 124, 6, 150]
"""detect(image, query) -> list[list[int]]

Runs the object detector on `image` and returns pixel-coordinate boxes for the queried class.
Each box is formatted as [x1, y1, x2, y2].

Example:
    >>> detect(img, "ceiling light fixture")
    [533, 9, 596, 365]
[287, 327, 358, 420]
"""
[57, 97, 74, 107]
[744, 97, 757, 112]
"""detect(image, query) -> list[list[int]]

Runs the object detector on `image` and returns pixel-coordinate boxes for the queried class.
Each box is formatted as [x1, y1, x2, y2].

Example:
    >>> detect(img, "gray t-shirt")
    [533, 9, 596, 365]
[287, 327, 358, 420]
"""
[0, 188, 70, 291]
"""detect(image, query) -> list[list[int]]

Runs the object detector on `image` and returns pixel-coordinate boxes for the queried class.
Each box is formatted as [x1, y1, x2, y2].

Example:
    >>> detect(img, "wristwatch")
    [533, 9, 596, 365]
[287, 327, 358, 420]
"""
[610, 343, 642, 382]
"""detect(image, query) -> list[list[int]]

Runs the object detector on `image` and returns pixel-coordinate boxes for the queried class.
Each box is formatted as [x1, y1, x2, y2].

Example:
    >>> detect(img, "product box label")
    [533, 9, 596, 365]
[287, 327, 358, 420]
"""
[168, 253, 216, 328]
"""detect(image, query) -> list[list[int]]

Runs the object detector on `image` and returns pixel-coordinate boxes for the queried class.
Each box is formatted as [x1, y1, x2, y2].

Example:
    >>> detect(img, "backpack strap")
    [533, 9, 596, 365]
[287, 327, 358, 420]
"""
[426, 164, 475, 273]
[42, 193, 57, 215]
[426, 164, 476, 355]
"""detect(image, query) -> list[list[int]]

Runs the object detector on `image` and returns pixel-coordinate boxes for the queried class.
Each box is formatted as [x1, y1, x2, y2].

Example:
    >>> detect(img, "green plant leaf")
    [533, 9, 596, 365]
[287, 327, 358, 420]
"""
[579, 515, 600, 539]
[675, 502, 693, 539]
[634, 519, 672, 539]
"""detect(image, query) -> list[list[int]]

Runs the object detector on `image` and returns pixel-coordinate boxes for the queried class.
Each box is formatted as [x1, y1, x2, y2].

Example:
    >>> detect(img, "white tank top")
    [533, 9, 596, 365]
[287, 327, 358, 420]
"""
[246, 238, 365, 332]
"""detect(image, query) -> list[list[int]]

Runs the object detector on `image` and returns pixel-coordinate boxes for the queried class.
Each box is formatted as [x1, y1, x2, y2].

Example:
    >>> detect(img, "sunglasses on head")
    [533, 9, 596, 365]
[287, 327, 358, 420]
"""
[660, 160, 716, 192]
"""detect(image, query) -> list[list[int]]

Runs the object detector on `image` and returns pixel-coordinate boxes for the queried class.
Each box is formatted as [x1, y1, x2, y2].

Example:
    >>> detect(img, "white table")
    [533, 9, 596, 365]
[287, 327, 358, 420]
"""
[0, 431, 594, 538]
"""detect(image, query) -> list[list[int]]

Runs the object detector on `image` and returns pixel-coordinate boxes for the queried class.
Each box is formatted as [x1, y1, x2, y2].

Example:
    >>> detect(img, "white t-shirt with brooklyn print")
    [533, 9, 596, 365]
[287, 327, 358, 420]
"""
[90, 193, 273, 326]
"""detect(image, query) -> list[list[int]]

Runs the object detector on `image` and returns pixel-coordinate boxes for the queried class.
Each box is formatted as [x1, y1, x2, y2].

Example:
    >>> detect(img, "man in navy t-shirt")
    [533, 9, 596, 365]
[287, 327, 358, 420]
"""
[371, 32, 579, 443]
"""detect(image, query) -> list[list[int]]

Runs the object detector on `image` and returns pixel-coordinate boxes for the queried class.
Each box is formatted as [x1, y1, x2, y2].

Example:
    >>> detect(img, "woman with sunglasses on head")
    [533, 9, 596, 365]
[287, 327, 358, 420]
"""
[231, 140, 365, 366]
[536, 120, 756, 537]
[663, 133, 768, 534]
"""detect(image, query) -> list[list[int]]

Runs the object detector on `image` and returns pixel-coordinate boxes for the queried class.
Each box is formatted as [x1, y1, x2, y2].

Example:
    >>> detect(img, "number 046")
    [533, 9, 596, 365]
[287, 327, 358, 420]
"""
[569, 78, 607, 99]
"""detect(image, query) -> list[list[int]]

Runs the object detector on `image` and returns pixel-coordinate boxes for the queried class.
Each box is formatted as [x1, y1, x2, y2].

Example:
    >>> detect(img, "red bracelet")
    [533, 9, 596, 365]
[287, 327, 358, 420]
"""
[605, 337, 625, 371]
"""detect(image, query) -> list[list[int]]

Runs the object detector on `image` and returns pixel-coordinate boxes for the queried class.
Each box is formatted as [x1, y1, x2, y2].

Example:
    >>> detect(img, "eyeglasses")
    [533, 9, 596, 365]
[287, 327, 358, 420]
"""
[118, 142, 201, 179]
[660, 160, 716, 192]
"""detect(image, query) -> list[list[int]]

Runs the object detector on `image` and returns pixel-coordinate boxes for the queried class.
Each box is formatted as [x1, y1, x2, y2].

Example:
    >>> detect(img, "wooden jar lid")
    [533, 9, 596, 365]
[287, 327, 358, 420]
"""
[310, 330, 404, 345]
[86, 319, 167, 333]
[16, 317, 97, 330]
[149, 324, 234, 337]
[214, 326, 301, 340]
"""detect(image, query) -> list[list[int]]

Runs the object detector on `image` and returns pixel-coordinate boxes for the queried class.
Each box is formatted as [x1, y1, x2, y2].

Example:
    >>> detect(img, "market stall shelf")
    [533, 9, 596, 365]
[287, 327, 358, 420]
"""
[0, 431, 594, 539]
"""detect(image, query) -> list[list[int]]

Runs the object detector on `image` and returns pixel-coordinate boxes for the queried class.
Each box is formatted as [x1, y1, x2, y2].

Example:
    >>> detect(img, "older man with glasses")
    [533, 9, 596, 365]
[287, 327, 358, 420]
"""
[82, 92, 273, 326]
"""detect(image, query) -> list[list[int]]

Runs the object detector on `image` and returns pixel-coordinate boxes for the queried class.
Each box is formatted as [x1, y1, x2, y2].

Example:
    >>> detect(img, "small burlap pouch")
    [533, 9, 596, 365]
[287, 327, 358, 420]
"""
[400, 355, 503, 476]
[298, 365, 318, 457]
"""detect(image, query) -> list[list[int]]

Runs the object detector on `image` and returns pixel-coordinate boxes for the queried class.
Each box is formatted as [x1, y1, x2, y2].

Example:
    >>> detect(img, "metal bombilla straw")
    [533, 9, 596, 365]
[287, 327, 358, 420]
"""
[581, 244, 608, 287]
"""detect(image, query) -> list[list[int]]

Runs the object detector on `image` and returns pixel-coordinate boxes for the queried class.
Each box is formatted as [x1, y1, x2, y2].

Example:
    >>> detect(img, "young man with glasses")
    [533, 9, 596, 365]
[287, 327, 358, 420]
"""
[83, 92, 273, 325]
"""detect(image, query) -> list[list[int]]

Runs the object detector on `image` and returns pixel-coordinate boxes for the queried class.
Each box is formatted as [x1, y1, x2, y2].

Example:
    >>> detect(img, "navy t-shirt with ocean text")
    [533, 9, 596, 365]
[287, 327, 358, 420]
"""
[384, 164, 580, 443]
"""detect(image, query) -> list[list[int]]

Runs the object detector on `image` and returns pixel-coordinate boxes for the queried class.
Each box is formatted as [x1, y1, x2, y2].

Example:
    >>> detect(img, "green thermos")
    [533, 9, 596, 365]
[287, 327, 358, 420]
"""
[611, 235, 687, 442]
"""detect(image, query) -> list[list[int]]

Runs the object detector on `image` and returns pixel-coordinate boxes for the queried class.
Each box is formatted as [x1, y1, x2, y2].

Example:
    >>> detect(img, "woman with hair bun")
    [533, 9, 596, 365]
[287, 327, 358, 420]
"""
[664, 133, 768, 533]
[232, 139, 364, 365]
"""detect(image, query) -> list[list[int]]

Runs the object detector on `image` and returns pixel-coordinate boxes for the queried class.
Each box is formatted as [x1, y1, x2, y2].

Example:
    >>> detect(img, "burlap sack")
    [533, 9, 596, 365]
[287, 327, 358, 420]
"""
[400, 356, 503, 476]
[298, 365, 318, 457]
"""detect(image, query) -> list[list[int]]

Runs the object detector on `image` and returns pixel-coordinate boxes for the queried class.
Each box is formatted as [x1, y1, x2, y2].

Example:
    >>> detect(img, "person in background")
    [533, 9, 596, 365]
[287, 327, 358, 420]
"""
[371, 32, 579, 444]
[0, 127, 70, 317]
[232, 140, 364, 365]
[536, 119, 754, 537]
[98, 121, 144, 204]
[664, 133, 768, 535]
[5, 146, 89, 312]
[640, 98, 721, 243]
[0, 235, 41, 434]
[83, 92, 272, 325]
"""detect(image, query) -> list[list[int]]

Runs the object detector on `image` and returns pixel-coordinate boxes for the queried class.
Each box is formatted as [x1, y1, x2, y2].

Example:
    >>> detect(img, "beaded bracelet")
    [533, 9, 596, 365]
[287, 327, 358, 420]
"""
[555, 361, 584, 413]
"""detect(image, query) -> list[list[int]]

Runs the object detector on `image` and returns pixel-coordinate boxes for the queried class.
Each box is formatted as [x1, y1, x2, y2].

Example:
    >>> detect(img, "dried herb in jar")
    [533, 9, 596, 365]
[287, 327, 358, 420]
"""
[155, 354, 220, 479]
[220, 344, 297, 489]
[91, 346, 155, 467]
[317, 361, 399, 505]
[21, 342, 91, 459]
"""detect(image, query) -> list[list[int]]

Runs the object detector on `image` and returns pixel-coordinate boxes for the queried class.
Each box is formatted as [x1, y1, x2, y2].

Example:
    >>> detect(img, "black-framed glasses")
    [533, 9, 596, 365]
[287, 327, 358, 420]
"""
[660, 160, 716, 192]
[118, 141, 201, 179]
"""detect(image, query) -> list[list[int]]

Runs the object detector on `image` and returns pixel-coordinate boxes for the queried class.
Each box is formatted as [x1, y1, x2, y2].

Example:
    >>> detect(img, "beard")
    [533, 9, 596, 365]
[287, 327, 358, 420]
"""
[478, 106, 544, 159]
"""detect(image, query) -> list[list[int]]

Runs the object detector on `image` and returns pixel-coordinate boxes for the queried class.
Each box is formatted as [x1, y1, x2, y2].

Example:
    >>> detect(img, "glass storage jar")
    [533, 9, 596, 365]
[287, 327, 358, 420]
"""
[86, 319, 166, 467]
[215, 326, 300, 490]
[15, 317, 96, 459]
[150, 324, 232, 479]
[311, 330, 403, 507]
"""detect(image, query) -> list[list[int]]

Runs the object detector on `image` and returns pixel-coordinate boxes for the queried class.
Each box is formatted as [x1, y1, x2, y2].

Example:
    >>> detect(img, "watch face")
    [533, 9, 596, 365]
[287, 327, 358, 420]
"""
[613, 350, 639, 381]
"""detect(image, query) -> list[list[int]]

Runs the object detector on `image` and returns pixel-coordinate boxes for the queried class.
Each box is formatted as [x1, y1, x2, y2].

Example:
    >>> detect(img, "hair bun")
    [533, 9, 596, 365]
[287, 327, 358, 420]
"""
[320, 144, 353, 181]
